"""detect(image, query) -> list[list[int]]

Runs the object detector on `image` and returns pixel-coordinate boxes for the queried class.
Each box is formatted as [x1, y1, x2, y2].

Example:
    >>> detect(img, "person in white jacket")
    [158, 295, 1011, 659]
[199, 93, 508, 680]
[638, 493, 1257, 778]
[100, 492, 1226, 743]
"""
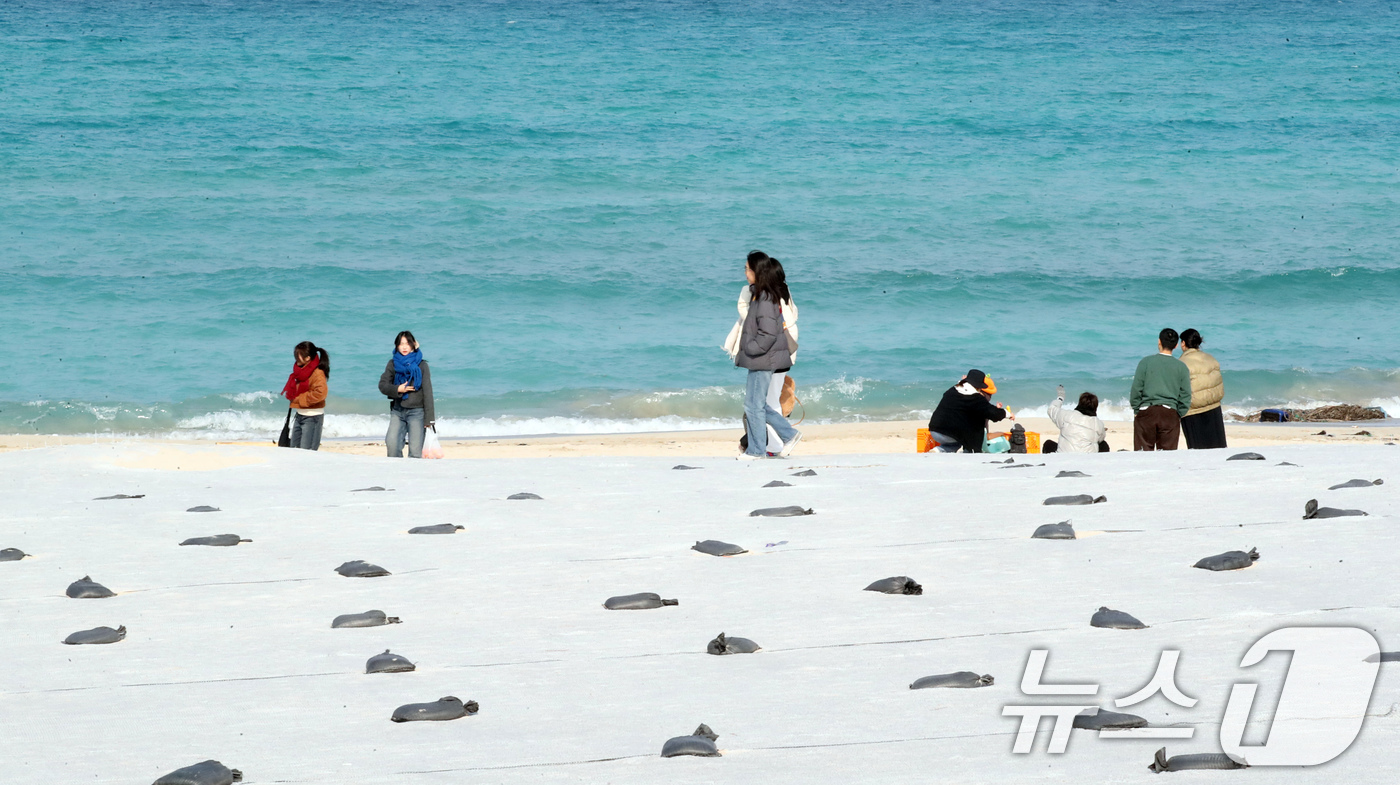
[724, 251, 798, 452]
[1044, 386, 1109, 453]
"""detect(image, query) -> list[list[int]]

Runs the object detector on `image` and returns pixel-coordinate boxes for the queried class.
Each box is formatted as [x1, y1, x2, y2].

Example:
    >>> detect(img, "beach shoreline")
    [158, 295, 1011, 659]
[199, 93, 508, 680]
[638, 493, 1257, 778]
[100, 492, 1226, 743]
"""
[3, 416, 1394, 460]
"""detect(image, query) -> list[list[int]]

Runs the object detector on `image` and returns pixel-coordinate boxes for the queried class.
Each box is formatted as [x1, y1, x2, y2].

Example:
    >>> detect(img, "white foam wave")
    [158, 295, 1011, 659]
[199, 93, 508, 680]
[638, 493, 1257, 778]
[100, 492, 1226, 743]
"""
[1020, 396, 1399, 424]
[168, 410, 739, 440]
[1013, 399, 1134, 423]
[1220, 397, 1400, 420]
[1369, 397, 1400, 417]
[802, 375, 868, 402]
[637, 386, 736, 403]
[222, 391, 277, 404]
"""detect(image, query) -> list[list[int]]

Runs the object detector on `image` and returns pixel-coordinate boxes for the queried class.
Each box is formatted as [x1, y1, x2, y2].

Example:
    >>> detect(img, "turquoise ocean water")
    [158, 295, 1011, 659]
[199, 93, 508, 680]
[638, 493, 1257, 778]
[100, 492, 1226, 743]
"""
[2, 0, 1398, 439]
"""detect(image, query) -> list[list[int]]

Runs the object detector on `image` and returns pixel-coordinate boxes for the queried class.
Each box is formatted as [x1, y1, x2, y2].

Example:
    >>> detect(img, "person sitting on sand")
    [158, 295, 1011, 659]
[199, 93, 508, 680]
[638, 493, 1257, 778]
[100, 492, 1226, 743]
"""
[1044, 386, 1108, 453]
[926, 370, 1011, 453]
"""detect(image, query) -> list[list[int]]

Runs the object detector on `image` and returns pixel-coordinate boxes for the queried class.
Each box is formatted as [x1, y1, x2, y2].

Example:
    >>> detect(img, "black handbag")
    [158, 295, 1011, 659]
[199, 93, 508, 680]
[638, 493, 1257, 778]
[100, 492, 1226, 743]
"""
[277, 409, 293, 447]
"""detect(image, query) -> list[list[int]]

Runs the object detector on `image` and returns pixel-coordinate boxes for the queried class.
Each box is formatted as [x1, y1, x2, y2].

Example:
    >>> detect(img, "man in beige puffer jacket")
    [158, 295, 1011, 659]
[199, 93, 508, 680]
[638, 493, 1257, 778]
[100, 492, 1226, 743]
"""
[1179, 328, 1227, 448]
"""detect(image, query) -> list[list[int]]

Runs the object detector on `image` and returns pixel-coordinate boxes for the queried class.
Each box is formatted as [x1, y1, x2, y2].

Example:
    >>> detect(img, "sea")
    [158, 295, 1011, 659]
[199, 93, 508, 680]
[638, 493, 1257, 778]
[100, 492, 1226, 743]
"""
[3, 0, 1398, 440]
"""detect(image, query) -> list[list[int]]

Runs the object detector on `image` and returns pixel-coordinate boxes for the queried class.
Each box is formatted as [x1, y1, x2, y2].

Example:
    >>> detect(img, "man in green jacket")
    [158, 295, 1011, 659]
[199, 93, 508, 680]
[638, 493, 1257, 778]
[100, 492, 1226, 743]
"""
[1129, 328, 1193, 451]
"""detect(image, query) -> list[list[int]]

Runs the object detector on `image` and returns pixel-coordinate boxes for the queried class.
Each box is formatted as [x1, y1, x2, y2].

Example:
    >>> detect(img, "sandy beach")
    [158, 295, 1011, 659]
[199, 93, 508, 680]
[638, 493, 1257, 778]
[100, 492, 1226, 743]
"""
[8, 2, 1399, 781]
[1, 440, 1396, 782]
[1, 417, 1395, 461]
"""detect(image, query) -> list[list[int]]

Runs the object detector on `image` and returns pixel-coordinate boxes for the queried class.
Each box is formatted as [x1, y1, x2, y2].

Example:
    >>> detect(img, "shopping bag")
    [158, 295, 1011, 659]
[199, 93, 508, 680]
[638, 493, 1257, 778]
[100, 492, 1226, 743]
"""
[422, 427, 445, 459]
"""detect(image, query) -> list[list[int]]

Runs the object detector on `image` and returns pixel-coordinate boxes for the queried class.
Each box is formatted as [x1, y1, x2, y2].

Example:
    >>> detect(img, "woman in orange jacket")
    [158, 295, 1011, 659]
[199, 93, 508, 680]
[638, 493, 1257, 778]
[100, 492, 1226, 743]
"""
[283, 341, 330, 450]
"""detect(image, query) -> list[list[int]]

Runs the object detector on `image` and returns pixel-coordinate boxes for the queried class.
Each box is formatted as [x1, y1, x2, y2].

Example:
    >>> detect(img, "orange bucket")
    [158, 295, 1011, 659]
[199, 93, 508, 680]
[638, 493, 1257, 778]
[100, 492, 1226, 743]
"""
[917, 428, 933, 453]
[1025, 431, 1041, 454]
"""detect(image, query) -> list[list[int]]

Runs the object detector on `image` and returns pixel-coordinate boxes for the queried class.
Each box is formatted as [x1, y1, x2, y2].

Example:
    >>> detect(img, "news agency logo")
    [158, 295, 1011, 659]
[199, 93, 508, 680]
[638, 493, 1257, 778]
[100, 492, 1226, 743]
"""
[1002, 626, 1381, 766]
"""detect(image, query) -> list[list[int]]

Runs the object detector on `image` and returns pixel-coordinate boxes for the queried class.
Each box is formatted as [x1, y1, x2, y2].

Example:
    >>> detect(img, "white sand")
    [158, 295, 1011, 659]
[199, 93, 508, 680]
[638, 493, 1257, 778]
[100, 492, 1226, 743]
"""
[5, 417, 1395, 460]
[1, 443, 1397, 783]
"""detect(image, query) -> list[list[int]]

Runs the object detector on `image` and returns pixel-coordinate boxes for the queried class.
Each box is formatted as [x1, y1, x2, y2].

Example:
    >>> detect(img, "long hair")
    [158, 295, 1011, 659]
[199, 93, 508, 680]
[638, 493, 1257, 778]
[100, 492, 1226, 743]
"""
[294, 341, 330, 378]
[748, 256, 788, 305]
[394, 330, 418, 353]
[1180, 328, 1203, 350]
[767, 256, 791, 303]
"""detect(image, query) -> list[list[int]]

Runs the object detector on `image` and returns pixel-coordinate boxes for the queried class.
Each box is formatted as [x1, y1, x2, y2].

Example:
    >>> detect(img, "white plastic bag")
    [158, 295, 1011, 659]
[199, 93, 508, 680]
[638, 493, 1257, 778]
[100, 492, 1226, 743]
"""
[422, 427, 445, 459]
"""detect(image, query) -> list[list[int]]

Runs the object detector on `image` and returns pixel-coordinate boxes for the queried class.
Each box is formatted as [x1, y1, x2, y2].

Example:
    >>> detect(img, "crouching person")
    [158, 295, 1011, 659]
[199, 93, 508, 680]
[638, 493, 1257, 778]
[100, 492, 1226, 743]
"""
[926, 369, 1010, 453]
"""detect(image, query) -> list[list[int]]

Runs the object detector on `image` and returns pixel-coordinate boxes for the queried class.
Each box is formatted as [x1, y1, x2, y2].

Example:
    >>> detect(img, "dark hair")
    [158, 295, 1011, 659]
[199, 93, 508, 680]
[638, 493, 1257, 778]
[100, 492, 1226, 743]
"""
[1159, 328, 1179, 351]
[294, 341, 330, 378]
[767, 256, 791, 303]
[747, 250, 769, 264]
[747, 256, 788, 305]
[1180, 328, 1202, 350]
[1075, 392, 1099, 417]
[394, 331, 418, 352]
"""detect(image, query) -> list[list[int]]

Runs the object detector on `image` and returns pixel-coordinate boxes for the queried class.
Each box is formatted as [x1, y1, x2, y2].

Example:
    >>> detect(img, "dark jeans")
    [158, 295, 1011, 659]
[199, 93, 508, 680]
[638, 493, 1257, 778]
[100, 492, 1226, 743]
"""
[1044, 439, 1110, 453]
[1181, 406, 1228, 449]
[291, 413, 323, 451]
[386, 404, 425, 458]
[1134, 405, 1181, 451]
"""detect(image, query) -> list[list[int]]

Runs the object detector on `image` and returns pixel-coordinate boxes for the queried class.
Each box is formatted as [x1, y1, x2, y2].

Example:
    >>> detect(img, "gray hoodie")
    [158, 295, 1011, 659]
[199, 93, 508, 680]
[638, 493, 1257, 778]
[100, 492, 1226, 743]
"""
[735, 292, 792, 371]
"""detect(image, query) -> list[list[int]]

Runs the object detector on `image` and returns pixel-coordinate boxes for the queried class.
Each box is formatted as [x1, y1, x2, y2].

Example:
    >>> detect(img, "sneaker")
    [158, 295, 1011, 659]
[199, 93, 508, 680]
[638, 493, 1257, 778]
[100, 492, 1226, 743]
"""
[777, 431, 802, 458]
[737, 452, 763, 461]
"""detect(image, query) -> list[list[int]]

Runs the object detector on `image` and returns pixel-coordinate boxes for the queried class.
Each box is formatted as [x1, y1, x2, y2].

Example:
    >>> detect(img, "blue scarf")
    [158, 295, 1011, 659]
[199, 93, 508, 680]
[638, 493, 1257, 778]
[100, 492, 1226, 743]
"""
[392, 350, 423, 394]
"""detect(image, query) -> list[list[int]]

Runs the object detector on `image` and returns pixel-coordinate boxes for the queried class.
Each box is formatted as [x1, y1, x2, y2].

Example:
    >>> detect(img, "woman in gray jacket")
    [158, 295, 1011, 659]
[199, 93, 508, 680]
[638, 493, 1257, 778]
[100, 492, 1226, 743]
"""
[736, 255, 801, 460]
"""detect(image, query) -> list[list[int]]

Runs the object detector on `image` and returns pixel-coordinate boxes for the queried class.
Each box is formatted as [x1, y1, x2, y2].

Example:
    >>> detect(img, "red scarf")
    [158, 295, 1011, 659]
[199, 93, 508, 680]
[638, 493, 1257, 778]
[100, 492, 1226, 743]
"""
[282, 356, 320, 401]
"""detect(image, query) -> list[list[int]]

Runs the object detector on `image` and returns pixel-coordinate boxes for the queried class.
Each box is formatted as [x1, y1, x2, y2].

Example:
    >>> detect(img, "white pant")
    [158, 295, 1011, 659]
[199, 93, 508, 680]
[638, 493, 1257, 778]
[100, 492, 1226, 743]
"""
[764, 372, 786, 447]
[767, 371, 786, 412]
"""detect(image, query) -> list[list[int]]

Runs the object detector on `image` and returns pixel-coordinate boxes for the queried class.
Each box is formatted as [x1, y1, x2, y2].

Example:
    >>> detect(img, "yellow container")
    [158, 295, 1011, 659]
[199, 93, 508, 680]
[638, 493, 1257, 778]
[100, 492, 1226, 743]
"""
[1025, 431, 1041, 454]
[917, 428, 932, 453]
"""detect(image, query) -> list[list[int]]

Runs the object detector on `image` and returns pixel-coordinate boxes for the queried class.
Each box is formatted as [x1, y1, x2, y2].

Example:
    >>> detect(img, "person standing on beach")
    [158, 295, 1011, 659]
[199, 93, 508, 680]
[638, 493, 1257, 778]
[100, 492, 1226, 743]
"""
[283, 341, 330, 451]
[926, 370, 1010, 453]
[1178, 328, 1228, 449]
[1129, 328, 1192, 451]
[726, 251, 800, 454]
[378, 330, 435, 458]
[735, 255, 801, 460]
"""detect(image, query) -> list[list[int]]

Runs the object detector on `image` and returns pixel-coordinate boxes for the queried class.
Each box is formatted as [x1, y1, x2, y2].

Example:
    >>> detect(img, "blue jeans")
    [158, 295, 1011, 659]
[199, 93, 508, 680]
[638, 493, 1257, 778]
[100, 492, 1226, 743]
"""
[929, 430, 962, 453]
[291, 413, 323, 451]
[744, 370, 798, 456]
[386, 404, 424, 458]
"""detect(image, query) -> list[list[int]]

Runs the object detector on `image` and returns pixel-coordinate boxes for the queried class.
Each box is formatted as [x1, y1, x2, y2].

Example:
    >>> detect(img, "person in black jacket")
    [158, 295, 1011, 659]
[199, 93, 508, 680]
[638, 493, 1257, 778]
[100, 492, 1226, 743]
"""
[926, 369, 1011, 453]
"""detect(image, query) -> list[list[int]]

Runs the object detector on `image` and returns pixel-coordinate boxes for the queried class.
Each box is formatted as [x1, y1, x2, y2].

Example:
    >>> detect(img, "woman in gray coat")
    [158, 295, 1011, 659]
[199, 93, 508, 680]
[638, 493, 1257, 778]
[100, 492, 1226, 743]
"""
[736, 256, 801, 460]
